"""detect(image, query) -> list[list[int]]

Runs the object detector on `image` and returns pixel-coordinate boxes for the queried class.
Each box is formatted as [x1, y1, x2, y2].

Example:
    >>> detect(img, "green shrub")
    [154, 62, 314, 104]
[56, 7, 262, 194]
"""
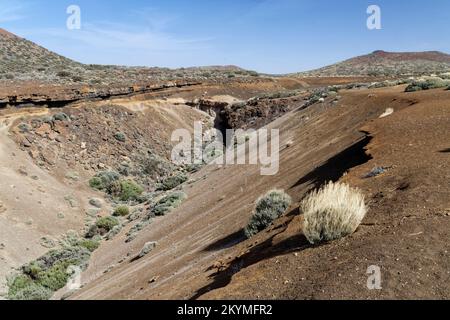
[96, 216, 119, 232]
[156, 174, 188, 191]
[244, 190, 291, 238]
[114, 132, 126, 142]
[143, 153, 175, 178]
[152, 192, 187, 216]
[113, 206, 130, 217]
[185, 164, 202, 173]
[36, 260, 73, 291]
[106, 225, 123, 240]
[85, 225, 100, 239]
[78, 239, 100, 252]
[118, 180, 144, 202]
[8, 245, 92, 300]
[89, 171, 120, 191]
[32, 246, 91, 271]
[8, 275, 34, 297]
[52, 112, 69, 122]
[405, 77, 450, 92]
[7, 275, 53, 300]
[18, 123, 31, 133]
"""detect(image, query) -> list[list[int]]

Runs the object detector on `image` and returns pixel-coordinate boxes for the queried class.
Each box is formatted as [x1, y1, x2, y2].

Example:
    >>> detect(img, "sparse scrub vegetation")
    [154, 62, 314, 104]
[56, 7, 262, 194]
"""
[244, 190, 291, 238]
[52, 112, 69, 122]
[0, 30, 260, 85]
[7, 244, 93, 300]
[117, 180, 144, 202]
[89, 172, 144, 203]
[113, 206, 130, 217]
[86, 216, 121, 238]
[114, 132, 126, 142]
[151, 192, 187, 216]
[138, 241, 158, 258]
[95, 216, 120, 232]
[89, 171, 120, 191]
[405, 77, 450, 92]
[301, 182, 367, 244]
[78, 239, 100, 252]
[156, 173, 188, 191]
[56, 70, 71, 78]
[106, 225, 123, 240]
[17, 123, 31, 133]
[126, 220, 152, 243]
[143, 153, 175, 179]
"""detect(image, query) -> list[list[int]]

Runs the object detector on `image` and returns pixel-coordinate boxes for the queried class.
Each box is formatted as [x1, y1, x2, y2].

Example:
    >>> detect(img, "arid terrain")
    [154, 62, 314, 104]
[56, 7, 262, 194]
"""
[0, 28, 449, 300]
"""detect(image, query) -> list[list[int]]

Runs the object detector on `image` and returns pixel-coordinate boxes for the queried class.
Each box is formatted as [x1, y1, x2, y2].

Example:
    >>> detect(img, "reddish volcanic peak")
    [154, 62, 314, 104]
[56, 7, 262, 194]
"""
[360, 50, 450, 63]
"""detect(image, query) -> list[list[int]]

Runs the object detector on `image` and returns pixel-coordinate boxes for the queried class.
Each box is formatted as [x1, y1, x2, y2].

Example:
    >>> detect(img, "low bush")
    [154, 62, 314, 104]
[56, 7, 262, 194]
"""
[89, 173, 143, 203]
[95, 216, 120, 232]
[89, 171, 120, 191]
[114, 132, 126, 142]
[244, 190, 292, 238]
[143, 153, 175, 179]
[113, 206, 130, 217]
[52, 113, 69, 122]
[17, 123, 31, 133]
[56, 71, 71, 78]
[117, 180, 144, 202]
[7, 276, 53, 300]
[440, 72, 450, 79]
[405, 77, 450, 92]
[301, 182, 367, 244]
[8, 245, 92, 300]
[78, 239, 100, 252]
[138, 241, 157, 258]
[106, 225, 122, 240]
[156, 174, 188, 191]
[152, 192, 187, 216]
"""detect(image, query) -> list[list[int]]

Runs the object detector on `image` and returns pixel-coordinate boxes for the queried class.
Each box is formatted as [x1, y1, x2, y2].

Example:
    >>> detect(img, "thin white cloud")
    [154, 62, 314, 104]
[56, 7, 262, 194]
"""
[0, 1, 27, 23]
[9, 6, 217, 67]
[23, 22, 213, 52]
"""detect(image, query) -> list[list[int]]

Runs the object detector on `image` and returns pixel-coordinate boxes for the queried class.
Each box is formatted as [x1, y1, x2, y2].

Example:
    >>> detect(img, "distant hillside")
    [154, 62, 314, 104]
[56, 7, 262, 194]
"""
[0, 28, 259, 85]
[296, 50, 450, 77]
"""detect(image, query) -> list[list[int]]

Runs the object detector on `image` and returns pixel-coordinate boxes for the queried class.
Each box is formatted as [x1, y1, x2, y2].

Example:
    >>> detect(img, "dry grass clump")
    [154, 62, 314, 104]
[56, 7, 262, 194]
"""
[301, 182, 366, 244]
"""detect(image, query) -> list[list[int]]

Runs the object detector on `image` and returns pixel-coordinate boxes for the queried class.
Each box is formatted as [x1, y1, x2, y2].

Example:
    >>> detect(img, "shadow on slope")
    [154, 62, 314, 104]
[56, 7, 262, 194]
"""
[292, 134, 373, 190]
[191, 210, 309, 300]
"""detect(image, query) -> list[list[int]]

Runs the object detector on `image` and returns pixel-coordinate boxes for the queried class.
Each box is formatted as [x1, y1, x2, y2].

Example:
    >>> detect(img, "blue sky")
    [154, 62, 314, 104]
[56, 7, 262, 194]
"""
[1, 0, 449, 73]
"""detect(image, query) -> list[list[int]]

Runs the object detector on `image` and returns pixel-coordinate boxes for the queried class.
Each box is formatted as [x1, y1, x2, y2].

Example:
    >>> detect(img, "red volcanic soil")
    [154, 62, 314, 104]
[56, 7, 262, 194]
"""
[0, 28, 17, 39]
[69, 85, 449, 300]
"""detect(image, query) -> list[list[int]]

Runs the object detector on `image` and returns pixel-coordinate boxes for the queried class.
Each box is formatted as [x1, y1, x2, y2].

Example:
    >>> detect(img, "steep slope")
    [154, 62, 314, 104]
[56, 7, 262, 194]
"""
[0, 98, 209, 298]
[0, 28, 84, 82]
[296, 50, 450, 77]
[68, 84, 450, 300]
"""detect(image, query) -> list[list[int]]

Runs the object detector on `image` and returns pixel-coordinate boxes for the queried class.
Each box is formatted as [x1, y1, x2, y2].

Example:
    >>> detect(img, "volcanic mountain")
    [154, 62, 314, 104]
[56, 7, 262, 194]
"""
[0, 28, 84, 81]
[297, 50, 450, 77]
[0, 28, 255, 85]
